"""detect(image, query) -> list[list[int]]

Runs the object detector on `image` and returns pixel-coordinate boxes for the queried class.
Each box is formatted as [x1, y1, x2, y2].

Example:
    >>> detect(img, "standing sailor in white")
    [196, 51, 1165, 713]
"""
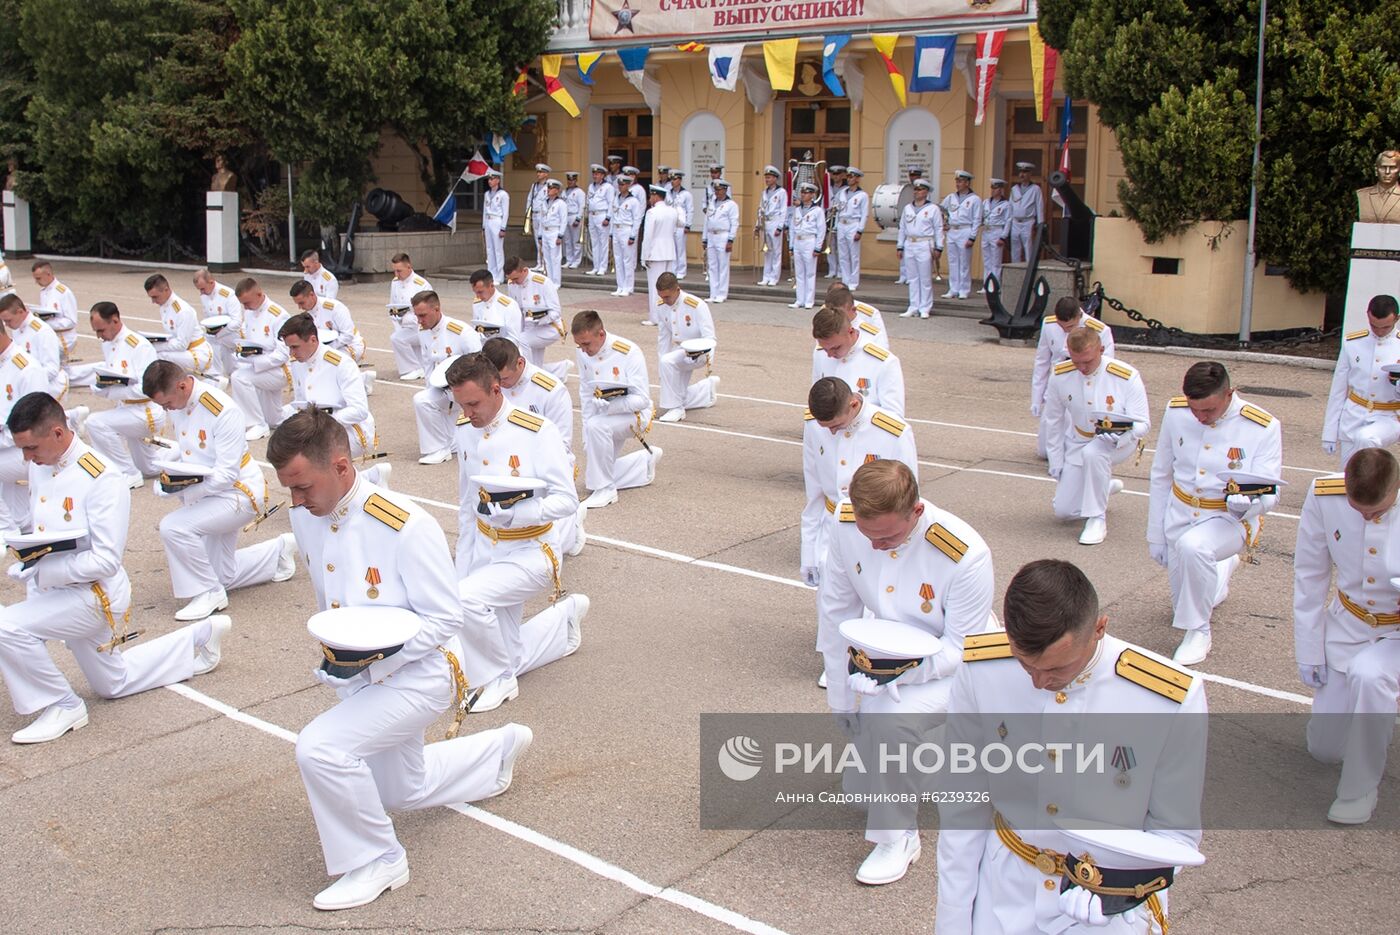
[941, 170, 982, 300]
[228, 278, 292, 440]
[538, 179, 567, 286]
[609, 175, 641, 297]
[145, 273, 217, 378]
[469, 269, 524, 346]
[789, 183, 824, 310]
[641, 184, 678, 322]
[668, 170, 693, 279]
[571, 310, 661, 509]
[837, 168, 868, 289]
[0, 293, 69, 400]
[300, 249, 339, 301]
[481, 169, 510, 282]
[144, 360, 296, 622]
[1009, 161, 1045, 262]
[408, 291, 482, 466]
[894, 166, 924, 284]
[30, 260, 78, 357]
[0, 392, 233, 745]
[527, 163, 551, 268]
[193, 268, 244, 377]
[267, 408, 533, 911]
[387, 253, 432, 381]
[502, 257, 567, 376]
[824, 166, 848, 279]
[896, 180, 943, 319]
[1031, 297, 1116, 461]
[1321, 293, 1400, 466]
[756, 166, 788, 287]
[811, 306, 905, 416]
[979, 178, 1011, 292]
[605, 154, 624, 190]
[1043, 329, 1149, 545]
[654, 273, 719, 423]
[585, 165, 613, 277]
[704, 179, 739, 303]
[563, 172, 586, 269]
[0, 324, 52, 531]
[288, 280, 372, 393]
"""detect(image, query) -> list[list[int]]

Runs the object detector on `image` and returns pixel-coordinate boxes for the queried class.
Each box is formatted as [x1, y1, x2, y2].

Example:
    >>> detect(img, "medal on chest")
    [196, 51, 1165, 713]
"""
[63, 496, 74, 522]
[1112, 745, 1136, 788]
[856, 377, 869, 397]
[508, 454, 521, 477]
[5, 384, 11, 401]
[198, 429, 207, 449]
[1228, 447, 1244, 470]
[365, 567, 381, 600]
[919, 583, 934, 614]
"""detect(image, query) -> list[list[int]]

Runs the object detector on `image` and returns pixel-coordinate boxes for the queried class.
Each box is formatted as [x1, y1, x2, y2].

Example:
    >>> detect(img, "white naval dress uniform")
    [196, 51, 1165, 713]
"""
[411, 316, 482, 458]
[837, 187, 869, 288]
[503, 364, 581, 553]
[157, 381, 283, 600]
[1147, 393, 1282, 633]
[304, 266, 339, 301]
[656, 290, 718, 412]
[818, 497, 996, 844]
[669, 185, 693, 278]
[1321, 326, 1400, 466]
[1294, 475, 1400, 803]
[936, 633, 1206, 935]
[36, 278, 78, 354]
[154, 293, 217, 377]
[587, 182, 614, 275]
[539, 196, 567, 285]
[942, 191, 983, 299]
[791, 203, 825, 308]
[471, 289, 524, 346]
[388, 272, 432, 379]
[0, 346, 51, 530]
[611, 193, 641, 296]
[981, 197, 1012, 289]
[759, 185, 789, 286]
[292, 478, 518, 876]
[564, 186, 586, 268]
[528, 181, 549, 266]
[229, 298, 292, 433]
[1009, 181, 1045, 262]
[825, 184, 846, 278]
[69, 326, 167, 480]
[642, 201, 678, 320]
[704, 196, 739, 301]
[507, 273, 565, 372]
[1032, 315, 1116, 459]
[8, 311, 69, 400]
[577, 333, 656, 493]
[897, 200, 944, 316]
[482, 186, 510, 281]
[287, 345, 379, 466]
[849, 302, 889, 350]
[0, 440, 208, 717]
[1044, 358, 1150, 521]
[812, 333, 906, 417]
[799, 403, 917, 577]
[454, 405, 580, 676]
[311, 298, 367, 364]
[199, 282, 244, 376]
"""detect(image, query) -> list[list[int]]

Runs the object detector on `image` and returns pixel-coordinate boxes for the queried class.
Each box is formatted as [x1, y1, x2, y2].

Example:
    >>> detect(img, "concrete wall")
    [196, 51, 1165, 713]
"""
[351, 230, 481, 274]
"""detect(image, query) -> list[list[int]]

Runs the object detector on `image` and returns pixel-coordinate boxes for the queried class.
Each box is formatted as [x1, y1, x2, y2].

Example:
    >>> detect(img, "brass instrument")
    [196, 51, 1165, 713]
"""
[523, 183, 536, 236]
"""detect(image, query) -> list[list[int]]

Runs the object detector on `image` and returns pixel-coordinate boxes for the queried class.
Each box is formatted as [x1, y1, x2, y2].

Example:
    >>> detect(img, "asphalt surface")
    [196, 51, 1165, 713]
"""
[0, 262, 1393, 934]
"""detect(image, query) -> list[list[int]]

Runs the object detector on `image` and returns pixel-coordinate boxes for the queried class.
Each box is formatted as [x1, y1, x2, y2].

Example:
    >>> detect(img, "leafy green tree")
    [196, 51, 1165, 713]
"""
[1040, 0, 1400, 295]
[0, 0, 36, 169]
[226, 0, 554, 226]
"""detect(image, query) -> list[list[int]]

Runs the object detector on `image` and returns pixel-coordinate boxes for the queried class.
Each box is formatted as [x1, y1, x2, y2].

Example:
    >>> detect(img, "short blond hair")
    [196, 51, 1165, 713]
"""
[1066, 327, 1101, 354]
[849, 460, 919, 518]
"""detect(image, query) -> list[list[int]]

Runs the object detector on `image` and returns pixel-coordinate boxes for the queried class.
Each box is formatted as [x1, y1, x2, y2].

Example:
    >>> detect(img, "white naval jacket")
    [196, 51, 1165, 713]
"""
[388, 272, 433, 311]
[75, 326, 159, 405]
[850, 301, 889, 350]
[471, 290, 524, 344]
[657, 290, 716, 354]
[1294, 474, 1400, 672]
[304, 266, 339, 301]
[818, 497, 995, 713]
[791, 202, 824, 246]
[1031, 314, 1116, 411]
[897, 199, 945, 251]
[0, 343, 50, 430]
[800, 402, 918, 569]
[642, 202, 678, 263]
[289, 345, 374, 451]
[981, 197, 1013, 242]
[7, 311, 64, 392]
[483, 187, 510, 228]
[935, 633, 1206, 935]
[1010, 181, 1045, 224]
[37, 278, 78, 329]
[198, 281, 243, 322]
[704, 197, 739, 246]
[502, 364, 573, 450]
[236, 298, 291, 374]
[576, 332, 652, 418]
[507, 272, 562, 336]
[311, 298, 366, 362]
[26, 438, 131, 597]
[417, 315, 481, 370]
[157, 293, 203, 353]
[669, 186, 694, 229]
[942, 190, 983, 239]
[811, 332, 906, 417]
[165, 380, 266, 510]
[759, 185, 788, 230]
[838, 187, 869, 229]
[1043, 356, 1150, 476]
[1321, 326, 1400, 447]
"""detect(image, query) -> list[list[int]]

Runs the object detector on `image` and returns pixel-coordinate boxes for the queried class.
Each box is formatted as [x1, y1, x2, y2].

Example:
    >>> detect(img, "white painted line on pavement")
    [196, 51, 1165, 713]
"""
[164, 682, 299, 742]
[1191, 671, 1313, 706]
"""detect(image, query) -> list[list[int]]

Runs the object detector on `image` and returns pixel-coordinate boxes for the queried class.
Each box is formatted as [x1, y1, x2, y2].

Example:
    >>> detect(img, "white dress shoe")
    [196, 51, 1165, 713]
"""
[816, 670, 828, 689]
[787, 301, 802, 308]
[899, 309, 918, 318]
[399, 369, 424, 382]
[313, 853, 410, 911]
[641, 319, 657, 327]
[1078, 516, 1107, 546]
[1172, 629, 1212, 666]
[566, 505, 587, 556]
[1327, 788, 1379, 825]
[918, 310, 930, 319]
[942, 291, 957, 299]
[11, 702, 88, 744]
[175, 588, 229, 622]
[646, 445, 664, 484]
[244, 424, 270, 442]
[493, 723, 534, 796]
[657, 408, 686, 423]
[582, 487, 618, 509]
[193, 615, 233, 676]
[1109, 478, 1124, 496]
[856, 833, 921, 885]
[804, 303, 814, 309]
[123, 472, 144, 490]
[272, 532, 297, 582]
[417, 449, 452, 465]
[470, 674, 520, 713]
[564, 593, 589, 655]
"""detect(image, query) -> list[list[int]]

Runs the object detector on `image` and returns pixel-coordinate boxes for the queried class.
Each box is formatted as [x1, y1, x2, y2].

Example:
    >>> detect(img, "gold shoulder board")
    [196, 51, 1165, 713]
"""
[1053, 360, 1076, 375]
[838, 503, 855, 523]
[871, 411, 906, 436]
[1106, 361, 1133, 380]
[1313, 476, 1348, 496]
[1042, 315, 1056, 324]
[684, 295, 700, 308]
[804, 408, 815, 421]
[364, 493, 409, 531]
[321, 270, 334, 281]
[446, 321, 464, 334]
[856, 303, 876, 317]
[1346, 329, 1370, 341]
[497, 295, 511, 306]
[199, 392, 224, 416]
[1084, 316, 1104, 331]
[12, 353, 27, 369]
[531, 371, 559, 391]
[322, 300, 336, 310]
[963, 631, 1012, 662]
[1115, 649, 1192, 703]
[124, 334, 140, 348]
[926, 523, 968, 562]
[858, 321, 879, 335]
[1168, 395, 1189, 408]
[862, 343, 890, 361]
[55, 283, 67, 294]
[612, 339, 633, 354]
[323, 350, 342, 366]
[508, 409, 544, 432]
[172, 300, 182, 311]
[78, 452, 106, 478]
[218, 287, 231, 297]
[1240, 405, 1273, 427]
[28, 319, 40, 331]
[456, 411, 469, 425]
[531, 273, 547, 284]
[412, 276, 426, 286]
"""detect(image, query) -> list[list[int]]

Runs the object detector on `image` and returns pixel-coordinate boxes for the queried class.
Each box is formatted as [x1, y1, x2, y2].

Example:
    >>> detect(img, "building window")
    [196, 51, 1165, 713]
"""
[604, 108, 655, 189]
[1150, 257, 1181, 275]
[785, 100, 851, 177]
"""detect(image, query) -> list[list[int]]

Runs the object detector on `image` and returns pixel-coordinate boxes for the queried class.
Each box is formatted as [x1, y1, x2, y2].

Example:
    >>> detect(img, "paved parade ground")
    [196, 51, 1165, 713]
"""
[0, 261, 1393, 934]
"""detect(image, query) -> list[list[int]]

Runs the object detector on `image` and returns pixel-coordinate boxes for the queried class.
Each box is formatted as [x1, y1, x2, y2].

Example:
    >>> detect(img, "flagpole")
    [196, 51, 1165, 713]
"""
[1238, 0, 1267, 344]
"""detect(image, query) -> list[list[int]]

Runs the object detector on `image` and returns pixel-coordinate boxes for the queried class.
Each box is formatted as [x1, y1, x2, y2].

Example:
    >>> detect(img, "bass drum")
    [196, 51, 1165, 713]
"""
[871, 183, 913, 230]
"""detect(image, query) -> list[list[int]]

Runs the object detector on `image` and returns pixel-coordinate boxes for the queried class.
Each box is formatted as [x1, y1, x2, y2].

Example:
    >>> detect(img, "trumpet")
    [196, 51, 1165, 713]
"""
[523, 189, 535, 236]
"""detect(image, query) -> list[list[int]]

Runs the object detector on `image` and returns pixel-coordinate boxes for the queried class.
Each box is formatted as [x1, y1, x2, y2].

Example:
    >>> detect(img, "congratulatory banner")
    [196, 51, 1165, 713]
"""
[590, 0, 1028, 41]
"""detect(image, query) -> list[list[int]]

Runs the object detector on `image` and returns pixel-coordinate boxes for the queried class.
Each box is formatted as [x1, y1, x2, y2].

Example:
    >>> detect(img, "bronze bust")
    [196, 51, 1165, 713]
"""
[1356, 150, 1400, 223]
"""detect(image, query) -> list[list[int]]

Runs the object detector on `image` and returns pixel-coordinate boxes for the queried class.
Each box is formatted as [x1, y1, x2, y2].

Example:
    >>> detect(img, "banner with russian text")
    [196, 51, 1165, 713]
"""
[590, 0, 1027, 42]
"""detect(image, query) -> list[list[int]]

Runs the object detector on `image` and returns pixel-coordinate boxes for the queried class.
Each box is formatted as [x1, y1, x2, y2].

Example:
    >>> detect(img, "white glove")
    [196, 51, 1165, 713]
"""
[1030, 402, 1042, 418]
[312, 667, 367, 694]
[604, 397, 631, 417]
[1226, 494, 1271, 523]
[7, 561, 37, 583]
[1298, 663, 1328, 689]
[847, 671, 901, 703]
[585, 395, 609, 416]
[506, 498, 544, 528]
[1058, 887, 1111, 927]
[1114, 428, 1140, 449]
[1148, 541, 1169, 568]
[1322, 440, 1338, 455]
[801, 565, 820, 587]
[1048, 464, 1062, 480]
[151, 478, 171, 498]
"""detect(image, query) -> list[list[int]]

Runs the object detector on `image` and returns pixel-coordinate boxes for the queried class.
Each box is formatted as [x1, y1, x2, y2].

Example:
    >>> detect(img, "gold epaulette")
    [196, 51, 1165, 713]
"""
[871, 411, 906, 436]
[863, 343, 890, 361]
[804, 407, 815, 421]
[1106, 361, 1133, 380]
[684, 295, 700, 308]
[1053, 360, 1076, 375]
[321, 269, 334, 281]
[1084, 316, 1105, 332]
[456, 411, 469, 425]
[199, 392, 223, 416]
[508, 409, 544, 432]
[1116, 649, 1192, 703]
[838, 502, 855, 523]
[858, 321, 880, 336]
[323, 350, 342, 366]
[612, 339, 633, 354]
[446, 320, 464, 335]
[1313, 476, 1348, 496]
[1168, 395, 1189, 408]
[364, 493, 408, 531]
[963, 631, 1012, 662]
[531, 371, 559, 391]
[926, 523, 968, 562]
[855, 302, 877, 317]
[412, 276, 426, 286]
[124, 334, 140, 348]
[322, 300, 336, 310]
[55, 283, 67, 294]
[530, 273, 548, 284]
[218, 287, 231, 297]
[28, 319, 40, 331]
[12, 353, 27, 369]
[1240, 404, 1273, 428]
[1043, 314, 1056, 324]
[78, 452, 106, 478]
[171, 300, 183, 312]
[496, 295, 511, 307]
[1346, 328, 1370, 341]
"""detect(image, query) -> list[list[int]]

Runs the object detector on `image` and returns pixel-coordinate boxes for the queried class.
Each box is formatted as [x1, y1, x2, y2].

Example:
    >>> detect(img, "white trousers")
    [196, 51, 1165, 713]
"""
[413, 387, 455, 456]
[460, 548, 573, 678]
[824, 229, 838, 278]
[793, 237, 819, 306]
[230, 363, 289, 431]
[590, 221, 612, 274]
[1306, 632, 1400, 801]
[646, 261, 669, 323]
[86, 403, 168, 478]
[672, 227, 688, 279]
[519, 322, 563, 370]
[564, 223, 583, 267]
[1339, 415, 1400, 468]
[1164, 511, 1244, 632]
[159, 492, 283, 598]
[0, 446, 26, 531]
[761, 225, 784, 284]
[658, 350, 717, 411]
[1010, 219, 1035, 263]
[852, 679, 953, 844]
[612, 233, 636, 294]
[1052, 437, 1134, 521]
[946, 229, 975, 297]
[542, 234, 562, 285]
[0, 582, 197, 716]
[483, 220, 505, 282]
[390, 315, 422, 377]
[158, 343, 218, 377]
[295, 652, 512, 875]
[837, 224, 861, 288]
[904, 241, 933, 314]
[981, 233, 1004, 290]
[706, 240, 731, 300]
[582, 412, 654, 492]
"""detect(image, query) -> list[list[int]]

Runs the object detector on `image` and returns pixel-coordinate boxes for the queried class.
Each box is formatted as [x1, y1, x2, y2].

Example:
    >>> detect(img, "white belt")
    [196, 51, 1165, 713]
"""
[907, 236, 935, 243]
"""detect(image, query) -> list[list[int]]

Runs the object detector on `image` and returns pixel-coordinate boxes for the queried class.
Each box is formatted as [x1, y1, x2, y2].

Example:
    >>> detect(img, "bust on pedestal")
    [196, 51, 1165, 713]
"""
[1344, 151, 1400, 334]
[2, 158, 34, 258]
[206, 155, 240, 271]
